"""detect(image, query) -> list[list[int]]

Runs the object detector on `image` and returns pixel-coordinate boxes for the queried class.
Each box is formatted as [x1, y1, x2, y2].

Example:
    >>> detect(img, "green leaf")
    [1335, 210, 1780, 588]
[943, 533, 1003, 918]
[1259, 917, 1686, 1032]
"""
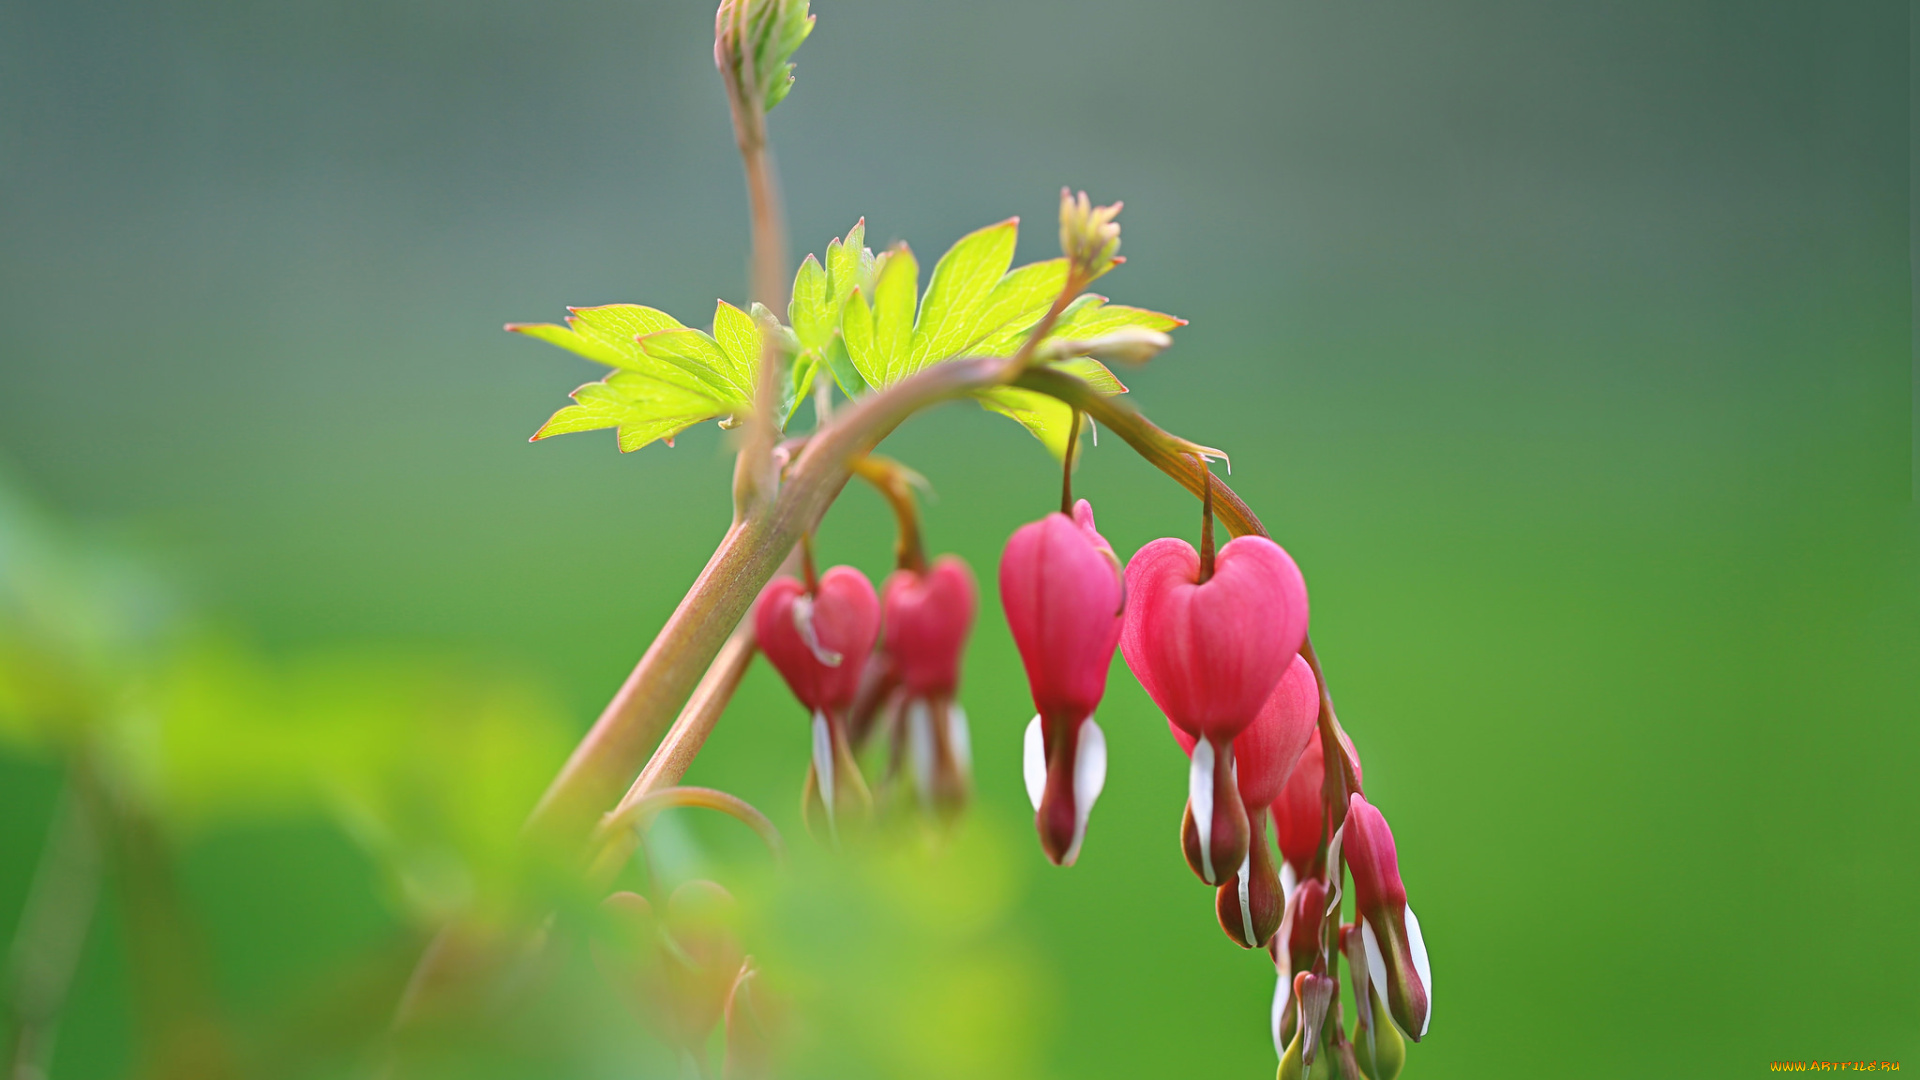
[782, 352, 818, 427]
[534, 371, 729, 452]
[966, 259, 1072, 357]
[975, 387, 1082, 460]
[709, 300, 764, 392]
[841, 289, 879, 388]
[821, 336, 867, 398]
[909, 218, 1018, 371]
[973, 356, 1127, 458]
[825, 219, 869, 309]
[640, 326, 753, 405]
[1047, 297, 1186, 341]
[789, 255, 831, 351]
[507, 306, 713, 395]
[1055, 356, 1128, 395]
[868, 245, 920, 385]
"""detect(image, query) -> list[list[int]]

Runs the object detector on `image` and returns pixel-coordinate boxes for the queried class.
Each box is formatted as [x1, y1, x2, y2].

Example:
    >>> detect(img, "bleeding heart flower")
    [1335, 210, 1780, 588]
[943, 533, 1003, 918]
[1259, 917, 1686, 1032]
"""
[1123, 533, 1308, 885]
[754, 567, 881, 836]
[1273, 724, 1362, 891]
[1344, 793, 1431, 1042]
[881, 555, 977, 818]
[999, 499, 1124, 866]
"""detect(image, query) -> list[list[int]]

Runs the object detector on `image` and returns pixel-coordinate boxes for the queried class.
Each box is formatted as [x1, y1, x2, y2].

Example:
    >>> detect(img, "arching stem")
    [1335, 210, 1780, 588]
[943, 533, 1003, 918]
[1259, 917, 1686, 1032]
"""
[798, 531, 820, 593]
[850, 455, 927, 574]
[1060, 408, 1081, 513]
[1196, 454, 1215, 582]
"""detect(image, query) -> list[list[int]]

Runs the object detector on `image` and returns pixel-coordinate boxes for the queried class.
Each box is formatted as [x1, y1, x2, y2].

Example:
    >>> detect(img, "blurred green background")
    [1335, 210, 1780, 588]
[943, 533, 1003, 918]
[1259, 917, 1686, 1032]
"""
[2, 1, 1916, 1077]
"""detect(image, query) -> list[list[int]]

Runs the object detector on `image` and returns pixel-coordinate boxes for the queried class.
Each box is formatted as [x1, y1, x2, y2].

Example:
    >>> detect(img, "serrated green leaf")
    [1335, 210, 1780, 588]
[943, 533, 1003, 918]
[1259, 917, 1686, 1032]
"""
[967, 259, 1073, 356]
[709, 300, 764, 389]
[869, 245, 920, 385]
[534, 372, 728, 452]
[641, 328, 752, 405]
[790, 255, 831, 351]
[825, 219, 867, 309]
[909, 218, 1018, 370]
[1048, 297, 1186, 341]
[841, 289, 879, 388]
[507, 306, 713, 396]
[568, 304, 687, 357]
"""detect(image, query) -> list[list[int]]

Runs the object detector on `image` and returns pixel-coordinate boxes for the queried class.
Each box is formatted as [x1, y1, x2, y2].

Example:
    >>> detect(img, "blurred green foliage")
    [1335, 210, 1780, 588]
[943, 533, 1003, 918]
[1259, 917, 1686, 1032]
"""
[2, 1, 1917, 1079]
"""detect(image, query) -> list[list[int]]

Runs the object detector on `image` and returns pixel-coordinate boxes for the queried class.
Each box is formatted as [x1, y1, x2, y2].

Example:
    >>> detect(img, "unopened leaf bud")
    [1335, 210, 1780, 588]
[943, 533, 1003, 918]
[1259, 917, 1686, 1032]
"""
[714, 0, 816, 115]
[1058, 188, 1124, 285]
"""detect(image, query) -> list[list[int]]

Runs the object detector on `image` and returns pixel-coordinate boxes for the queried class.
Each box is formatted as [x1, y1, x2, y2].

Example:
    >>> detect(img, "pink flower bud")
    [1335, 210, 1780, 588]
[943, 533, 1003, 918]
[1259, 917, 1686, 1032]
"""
[1273, 725, 1362, 886]
[1213, 810, 1284, 949]
[1344, 794, 1431, 1042]
[1270, 876, 1327, 1055]
[1123, 534, 1308, 885]
[882, 555, 976, 698]
[754, 568, 881, 836]
[999, 499, 1124, 866]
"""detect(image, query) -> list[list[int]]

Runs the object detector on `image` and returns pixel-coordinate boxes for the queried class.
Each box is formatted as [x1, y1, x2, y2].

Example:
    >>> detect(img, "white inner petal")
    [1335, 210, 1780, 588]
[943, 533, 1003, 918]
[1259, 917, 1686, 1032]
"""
[1236, 851, 1256, 947]
[1064, 717, 1107, 866]
[906, 699, 935, 807]
[811, 710, 837, 834]
[1405, 905, 1432, 1037]
[1324, 824, 1346, 916]
[1361, 918, 1391, 1033]
[790, 596, 843, 667]
[1188, 739, 1217, 883]
[948, 703, 973, 773]
[1022, 715, 1045, 812]
[1279, 861, 1298, 905]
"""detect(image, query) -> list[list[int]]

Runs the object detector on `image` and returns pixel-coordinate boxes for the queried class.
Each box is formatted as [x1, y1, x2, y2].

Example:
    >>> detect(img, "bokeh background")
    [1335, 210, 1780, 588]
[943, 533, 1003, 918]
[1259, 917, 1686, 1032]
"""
[3, 1, 1916, 1077]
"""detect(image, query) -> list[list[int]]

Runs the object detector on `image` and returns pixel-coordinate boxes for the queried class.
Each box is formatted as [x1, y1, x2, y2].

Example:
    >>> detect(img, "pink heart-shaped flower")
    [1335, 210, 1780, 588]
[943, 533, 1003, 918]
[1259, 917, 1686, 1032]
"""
[882, 554, 976, 698]
[1122, 534, 1309, 743]
[754, 566, 880, 714]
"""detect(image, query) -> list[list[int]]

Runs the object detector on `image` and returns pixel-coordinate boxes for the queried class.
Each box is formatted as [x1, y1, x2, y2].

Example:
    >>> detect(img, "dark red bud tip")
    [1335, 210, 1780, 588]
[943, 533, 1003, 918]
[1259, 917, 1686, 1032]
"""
[1213, 813, 1283, 948]
[1181, 737, 1251, 885]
